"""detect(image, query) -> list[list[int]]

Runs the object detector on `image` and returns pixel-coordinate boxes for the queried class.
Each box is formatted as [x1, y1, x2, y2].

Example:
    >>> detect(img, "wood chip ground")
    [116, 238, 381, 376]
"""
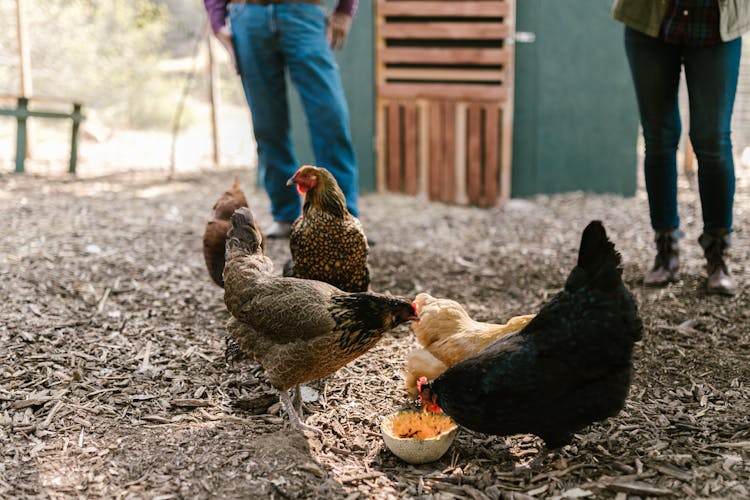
[1, 165, 749, 498]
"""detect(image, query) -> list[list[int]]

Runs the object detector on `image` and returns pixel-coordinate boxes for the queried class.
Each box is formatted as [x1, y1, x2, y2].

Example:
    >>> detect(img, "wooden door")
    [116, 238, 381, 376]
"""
[375, 0, 516, 206]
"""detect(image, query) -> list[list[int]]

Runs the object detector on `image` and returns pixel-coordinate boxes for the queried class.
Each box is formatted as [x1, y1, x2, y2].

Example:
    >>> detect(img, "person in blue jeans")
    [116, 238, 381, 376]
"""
[204, 0, 359, 238]
[613, 0, 750, 295]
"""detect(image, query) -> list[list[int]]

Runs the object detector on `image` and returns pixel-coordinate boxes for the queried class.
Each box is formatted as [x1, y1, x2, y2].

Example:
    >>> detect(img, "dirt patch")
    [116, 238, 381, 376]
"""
[1, 166, 749, 498]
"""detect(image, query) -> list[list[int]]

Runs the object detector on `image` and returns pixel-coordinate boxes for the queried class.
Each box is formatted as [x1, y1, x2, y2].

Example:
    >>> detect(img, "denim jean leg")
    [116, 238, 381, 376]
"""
[683, 38, 741, 232]
[277, 3, 359, 217]
[624, 27, 682, 230]
[230, 4, 301, 222]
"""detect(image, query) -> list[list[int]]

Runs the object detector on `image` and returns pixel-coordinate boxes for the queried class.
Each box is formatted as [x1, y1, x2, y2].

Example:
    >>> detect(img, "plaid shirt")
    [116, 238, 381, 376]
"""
[660, 0, 722, 46]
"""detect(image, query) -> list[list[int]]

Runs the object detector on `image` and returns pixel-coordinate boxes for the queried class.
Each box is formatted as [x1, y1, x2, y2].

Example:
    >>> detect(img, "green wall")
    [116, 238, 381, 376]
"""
[512, 0, 640, 197]
[288, 1, 375, 192]
[287, 1, 638, 197]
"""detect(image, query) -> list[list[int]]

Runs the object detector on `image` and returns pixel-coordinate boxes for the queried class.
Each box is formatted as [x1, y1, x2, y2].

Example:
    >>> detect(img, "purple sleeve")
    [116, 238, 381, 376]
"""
[204, 0, 228, 34]
[335, 0, 358, 16]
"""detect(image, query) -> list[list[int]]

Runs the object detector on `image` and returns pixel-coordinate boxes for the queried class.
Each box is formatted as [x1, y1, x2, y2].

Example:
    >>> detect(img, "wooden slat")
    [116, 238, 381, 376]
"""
[454, 102, 468, 205]
[387, 102, 402, 192]
[404, 102, 418, 195]
[379, 47, 509, 65]
[483, 104, 500, 205]
[499, 105, 512, 202]
[375, 3, 387, 192]
[380, 22, 509, 40]
[441, 101, 456, 203]
[418, 101, 430, 199]
[428, 102, 443, 200]
[378, 0, 509, 18]
[376, 102, 387, 192]
[380, 83, 507, 101]
[467, 104, 482, 205]
[375, 0, 516, 207]
[498, 0, 516, 204]
[384, 67, 504, 83]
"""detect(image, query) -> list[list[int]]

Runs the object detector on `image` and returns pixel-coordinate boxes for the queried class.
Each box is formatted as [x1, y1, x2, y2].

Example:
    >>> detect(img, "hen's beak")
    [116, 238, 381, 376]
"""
[286, 176, 297, 186]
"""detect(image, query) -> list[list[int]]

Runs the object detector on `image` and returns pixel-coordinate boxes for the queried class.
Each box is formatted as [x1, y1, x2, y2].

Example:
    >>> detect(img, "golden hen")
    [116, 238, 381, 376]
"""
[202, 176, 248, 287]
[223, 206, 416, 434]
[283, 165, 370, 292]
[404, 293, 534, 398]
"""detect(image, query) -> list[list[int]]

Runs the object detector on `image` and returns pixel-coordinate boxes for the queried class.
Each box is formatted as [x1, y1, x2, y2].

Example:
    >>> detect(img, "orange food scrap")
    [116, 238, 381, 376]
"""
[386, 411, 456, 440]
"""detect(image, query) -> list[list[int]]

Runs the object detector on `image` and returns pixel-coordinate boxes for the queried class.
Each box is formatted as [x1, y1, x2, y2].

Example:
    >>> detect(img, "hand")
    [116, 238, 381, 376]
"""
[216, 25, 239, 74]
[327, 12, 352, 50]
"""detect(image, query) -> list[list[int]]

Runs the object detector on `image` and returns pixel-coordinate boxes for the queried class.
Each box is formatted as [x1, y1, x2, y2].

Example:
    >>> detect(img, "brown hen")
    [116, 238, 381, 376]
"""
[202, 176, 248, 287]
[223, 206, 416, 434]
[283, 165, 370, 292]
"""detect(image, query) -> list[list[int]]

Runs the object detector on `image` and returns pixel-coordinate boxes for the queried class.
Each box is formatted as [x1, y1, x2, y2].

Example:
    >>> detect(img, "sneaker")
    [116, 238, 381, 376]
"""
[264, 221, 292, 239]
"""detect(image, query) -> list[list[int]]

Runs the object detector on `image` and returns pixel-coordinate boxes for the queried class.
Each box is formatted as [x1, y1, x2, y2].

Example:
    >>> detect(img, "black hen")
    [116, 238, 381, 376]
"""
[418, 221, 642, 448]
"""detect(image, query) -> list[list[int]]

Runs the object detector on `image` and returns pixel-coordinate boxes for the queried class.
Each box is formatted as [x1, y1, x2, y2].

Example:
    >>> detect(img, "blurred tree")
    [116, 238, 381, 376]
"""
[0, 0, 177, 128]
[155, 0, 206, 58]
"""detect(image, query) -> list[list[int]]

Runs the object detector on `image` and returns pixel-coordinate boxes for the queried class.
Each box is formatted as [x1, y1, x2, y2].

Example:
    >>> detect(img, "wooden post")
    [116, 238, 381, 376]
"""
[16, 0, 33, 160]
[16, 0, 32, 97]
[207, 22, 221, 167]
[69, 103, 83, 174]
[14, 97, 28, 173]
[375, 1, 387, 192]
[499, 0, 516, 204]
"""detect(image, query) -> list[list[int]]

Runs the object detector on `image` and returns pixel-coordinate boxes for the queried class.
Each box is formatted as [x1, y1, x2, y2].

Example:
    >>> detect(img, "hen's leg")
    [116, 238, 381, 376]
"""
[279, 389, 322, 435]
[292, 385, 303, 414]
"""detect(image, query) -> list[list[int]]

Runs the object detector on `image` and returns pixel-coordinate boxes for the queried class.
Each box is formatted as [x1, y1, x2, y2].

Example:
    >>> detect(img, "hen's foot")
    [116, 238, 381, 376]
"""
[279, 389, 323, 436]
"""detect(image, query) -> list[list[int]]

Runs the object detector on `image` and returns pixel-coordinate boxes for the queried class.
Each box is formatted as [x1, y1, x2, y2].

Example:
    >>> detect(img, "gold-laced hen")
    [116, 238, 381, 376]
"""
[283, 165, 370, 292]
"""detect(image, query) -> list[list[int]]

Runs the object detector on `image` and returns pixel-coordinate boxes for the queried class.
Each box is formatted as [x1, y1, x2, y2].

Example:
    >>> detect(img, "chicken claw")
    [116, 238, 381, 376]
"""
[279, 389, 323, 436]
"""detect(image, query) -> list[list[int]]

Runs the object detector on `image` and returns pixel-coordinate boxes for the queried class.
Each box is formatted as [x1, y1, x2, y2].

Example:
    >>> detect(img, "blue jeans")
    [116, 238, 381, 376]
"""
[229, 2, 359, 220]
[624, 27, 740, 231]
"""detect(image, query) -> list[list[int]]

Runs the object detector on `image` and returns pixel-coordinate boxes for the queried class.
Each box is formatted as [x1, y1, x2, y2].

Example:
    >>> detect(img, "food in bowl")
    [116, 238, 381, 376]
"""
[381, 409, 458, 464]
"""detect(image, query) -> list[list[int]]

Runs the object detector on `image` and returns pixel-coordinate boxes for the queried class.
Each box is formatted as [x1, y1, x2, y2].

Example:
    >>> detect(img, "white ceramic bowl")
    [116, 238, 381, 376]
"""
[381, 409, 458, 464]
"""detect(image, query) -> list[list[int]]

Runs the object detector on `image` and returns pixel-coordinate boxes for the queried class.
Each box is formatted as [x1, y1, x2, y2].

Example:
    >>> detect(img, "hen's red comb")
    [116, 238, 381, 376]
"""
[411, 301, 418, 315]
[417, 376, 428, 392]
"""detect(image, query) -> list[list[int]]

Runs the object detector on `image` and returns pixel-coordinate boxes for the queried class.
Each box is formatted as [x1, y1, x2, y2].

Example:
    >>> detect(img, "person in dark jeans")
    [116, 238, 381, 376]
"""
[204, 0, 359, 238]
[613, 0, 750, 295]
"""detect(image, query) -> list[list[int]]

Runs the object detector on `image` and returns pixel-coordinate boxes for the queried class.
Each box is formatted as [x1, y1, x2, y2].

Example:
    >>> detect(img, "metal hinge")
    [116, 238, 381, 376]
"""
[506, 31, 536, 45]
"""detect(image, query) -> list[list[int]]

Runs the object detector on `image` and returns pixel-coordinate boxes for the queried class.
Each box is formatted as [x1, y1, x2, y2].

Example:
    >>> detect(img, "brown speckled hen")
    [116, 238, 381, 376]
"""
[223, 206, 417, 434]
[283, 165, 370, 292]
[202, 176, 248, 287]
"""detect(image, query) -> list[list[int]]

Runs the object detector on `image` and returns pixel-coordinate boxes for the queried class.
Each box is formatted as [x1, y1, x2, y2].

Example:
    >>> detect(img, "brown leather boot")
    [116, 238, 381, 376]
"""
[644, 228, 683, 286]
[698, 229, 737, 296]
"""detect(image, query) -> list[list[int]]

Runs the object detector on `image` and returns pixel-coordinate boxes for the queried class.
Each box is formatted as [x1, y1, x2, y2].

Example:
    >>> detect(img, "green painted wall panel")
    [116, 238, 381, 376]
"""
[288, 1, 637, 197]
[512, 0, 640, 197]
[288, 1, 375, 192]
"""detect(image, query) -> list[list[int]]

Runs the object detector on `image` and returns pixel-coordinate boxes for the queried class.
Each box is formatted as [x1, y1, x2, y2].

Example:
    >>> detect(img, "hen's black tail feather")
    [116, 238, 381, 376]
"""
[227, 207, 264, 255]
[578, 221, 620, 270]
[568, 221, 623, 291]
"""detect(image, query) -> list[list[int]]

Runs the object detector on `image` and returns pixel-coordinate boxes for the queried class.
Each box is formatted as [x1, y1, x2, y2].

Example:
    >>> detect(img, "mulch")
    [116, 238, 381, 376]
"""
[1, 165, 748, 498]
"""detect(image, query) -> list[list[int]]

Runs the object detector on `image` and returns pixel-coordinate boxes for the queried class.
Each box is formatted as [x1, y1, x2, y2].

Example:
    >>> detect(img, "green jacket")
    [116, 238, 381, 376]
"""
[612, 0, 750, 41]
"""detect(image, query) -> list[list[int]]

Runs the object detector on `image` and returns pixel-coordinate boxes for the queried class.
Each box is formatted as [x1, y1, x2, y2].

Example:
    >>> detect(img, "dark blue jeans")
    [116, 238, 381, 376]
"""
[624, 27, 740, 231]
[229, 3, 359, 221]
